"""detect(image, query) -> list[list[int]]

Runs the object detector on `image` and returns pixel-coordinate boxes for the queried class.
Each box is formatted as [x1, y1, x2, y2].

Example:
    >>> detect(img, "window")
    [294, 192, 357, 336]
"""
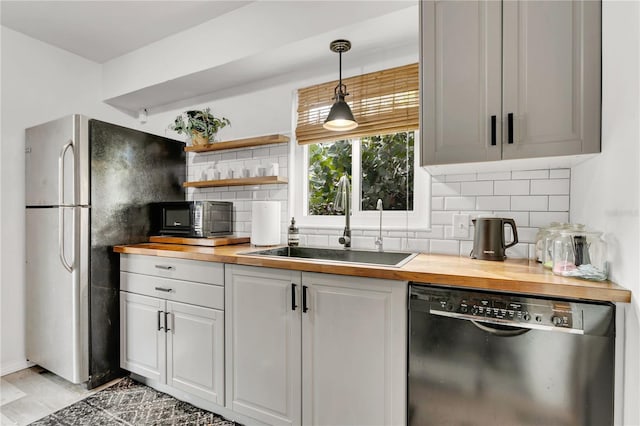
[307, 131, 414, 215]
[291, 63, 430, 230]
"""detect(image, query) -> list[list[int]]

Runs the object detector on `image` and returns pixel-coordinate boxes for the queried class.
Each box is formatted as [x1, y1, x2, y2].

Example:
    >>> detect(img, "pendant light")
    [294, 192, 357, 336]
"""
[323, 39, 358, 131]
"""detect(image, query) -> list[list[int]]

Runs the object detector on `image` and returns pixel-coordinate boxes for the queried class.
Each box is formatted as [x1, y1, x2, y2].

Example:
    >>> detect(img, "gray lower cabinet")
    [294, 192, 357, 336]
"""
[225, 265, 407, 426]
[119, 254, 225, 406]
[421, 0, 601, 167]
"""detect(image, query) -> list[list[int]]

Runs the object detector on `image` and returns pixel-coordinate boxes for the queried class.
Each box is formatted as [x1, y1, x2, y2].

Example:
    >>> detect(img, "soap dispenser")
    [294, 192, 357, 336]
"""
[288, 217, 300, 247]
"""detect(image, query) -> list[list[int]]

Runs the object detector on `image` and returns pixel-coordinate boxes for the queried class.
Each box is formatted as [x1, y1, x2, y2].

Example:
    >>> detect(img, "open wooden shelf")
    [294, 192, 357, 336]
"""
[184, 134, 289, 153]
[183, 175, 288, 188]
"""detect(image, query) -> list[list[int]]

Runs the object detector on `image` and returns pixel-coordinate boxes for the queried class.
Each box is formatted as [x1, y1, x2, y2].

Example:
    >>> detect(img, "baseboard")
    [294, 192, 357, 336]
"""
[1, 359, 34, 377]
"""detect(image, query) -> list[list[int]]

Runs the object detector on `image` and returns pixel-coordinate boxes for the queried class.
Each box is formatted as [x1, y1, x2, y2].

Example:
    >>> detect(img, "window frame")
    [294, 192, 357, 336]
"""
[290, 130, 431, 231]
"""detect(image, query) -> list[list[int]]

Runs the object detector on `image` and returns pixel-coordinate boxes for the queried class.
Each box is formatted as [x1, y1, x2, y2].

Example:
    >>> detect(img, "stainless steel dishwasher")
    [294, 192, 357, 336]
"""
[408, 284, 615, 426]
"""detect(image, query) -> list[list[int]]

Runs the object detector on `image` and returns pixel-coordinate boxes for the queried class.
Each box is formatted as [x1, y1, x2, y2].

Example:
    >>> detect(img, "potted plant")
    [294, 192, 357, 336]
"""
[169, 107, 231, 145]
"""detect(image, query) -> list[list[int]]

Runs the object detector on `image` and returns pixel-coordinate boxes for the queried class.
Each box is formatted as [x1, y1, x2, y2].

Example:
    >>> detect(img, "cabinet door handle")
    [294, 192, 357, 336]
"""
[291, 283, 298, 311]
[165, 311, 171, 332]
[490, 115, 497, 146]
[157, 310, 164, 331]
[155, 265, 174, 270]
[302, 285, 309, 313]
[507, 113, 514, 144]
[154, 287, 173, 293]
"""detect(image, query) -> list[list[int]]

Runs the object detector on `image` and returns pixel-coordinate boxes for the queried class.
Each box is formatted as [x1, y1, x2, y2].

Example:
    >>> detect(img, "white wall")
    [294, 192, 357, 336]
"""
[0, 27, 142, 374]
[570, 2, 640, 424]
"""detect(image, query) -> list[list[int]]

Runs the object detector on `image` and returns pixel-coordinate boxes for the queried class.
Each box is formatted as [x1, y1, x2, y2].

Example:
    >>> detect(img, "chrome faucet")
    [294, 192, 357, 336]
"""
[375, 199, 383, 252]
[335, 175, 351, 248]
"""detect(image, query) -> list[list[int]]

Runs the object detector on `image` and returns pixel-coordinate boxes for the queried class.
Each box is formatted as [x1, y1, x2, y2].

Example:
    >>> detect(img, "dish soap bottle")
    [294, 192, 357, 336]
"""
[288, 217, 300, 247]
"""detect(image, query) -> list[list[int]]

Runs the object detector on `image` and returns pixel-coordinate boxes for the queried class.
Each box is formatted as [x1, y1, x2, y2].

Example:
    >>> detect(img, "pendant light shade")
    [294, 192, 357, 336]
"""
[323, 40, 358, 131]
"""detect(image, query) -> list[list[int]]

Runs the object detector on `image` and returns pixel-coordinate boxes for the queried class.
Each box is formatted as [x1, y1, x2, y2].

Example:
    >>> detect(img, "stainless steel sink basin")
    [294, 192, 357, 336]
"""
[243, 246, 418, 267]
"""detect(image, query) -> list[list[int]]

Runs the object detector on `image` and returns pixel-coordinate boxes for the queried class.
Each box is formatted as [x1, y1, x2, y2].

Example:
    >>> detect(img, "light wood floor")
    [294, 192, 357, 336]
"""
[0, 366, 120, 425]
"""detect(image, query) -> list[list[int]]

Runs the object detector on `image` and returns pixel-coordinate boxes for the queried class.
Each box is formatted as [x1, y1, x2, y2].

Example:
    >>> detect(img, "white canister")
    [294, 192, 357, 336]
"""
[251, 201, 281, 246]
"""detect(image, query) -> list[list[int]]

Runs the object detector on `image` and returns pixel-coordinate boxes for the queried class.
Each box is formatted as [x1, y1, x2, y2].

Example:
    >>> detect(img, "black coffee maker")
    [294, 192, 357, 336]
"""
[471, 217, 519, 261]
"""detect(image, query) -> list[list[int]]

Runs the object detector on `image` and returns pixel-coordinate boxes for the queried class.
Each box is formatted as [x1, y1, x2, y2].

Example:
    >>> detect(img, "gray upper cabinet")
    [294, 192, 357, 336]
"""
[420, 0, 601, 167]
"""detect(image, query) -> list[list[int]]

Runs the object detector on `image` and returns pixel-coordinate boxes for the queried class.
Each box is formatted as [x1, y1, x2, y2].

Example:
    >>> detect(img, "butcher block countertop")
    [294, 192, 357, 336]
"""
[113, 243, 631, 303]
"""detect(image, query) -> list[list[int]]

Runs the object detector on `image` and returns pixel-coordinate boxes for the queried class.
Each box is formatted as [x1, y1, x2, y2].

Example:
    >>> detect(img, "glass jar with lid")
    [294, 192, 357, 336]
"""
[551, 230, 608, 281]
[540, 223, 574, 268]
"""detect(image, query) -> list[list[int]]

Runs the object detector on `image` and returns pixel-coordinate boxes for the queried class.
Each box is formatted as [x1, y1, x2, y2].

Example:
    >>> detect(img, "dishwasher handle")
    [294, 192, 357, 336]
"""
[470, 320, 529, 337]
[429, 308, 584, 335]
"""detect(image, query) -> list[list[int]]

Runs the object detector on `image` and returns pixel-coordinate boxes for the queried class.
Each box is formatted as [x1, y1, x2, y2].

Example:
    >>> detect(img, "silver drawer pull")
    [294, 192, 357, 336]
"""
[154, 287, 173, 293]
[155, 265, 174, 270]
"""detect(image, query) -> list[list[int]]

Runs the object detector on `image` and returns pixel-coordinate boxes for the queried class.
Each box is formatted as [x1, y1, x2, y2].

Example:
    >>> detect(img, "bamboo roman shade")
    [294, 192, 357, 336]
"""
[296, 63, 419, 145]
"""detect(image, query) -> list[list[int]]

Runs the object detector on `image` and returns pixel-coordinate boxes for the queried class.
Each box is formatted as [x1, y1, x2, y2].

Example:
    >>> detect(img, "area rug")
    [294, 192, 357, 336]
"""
[29, 377, 238, 425]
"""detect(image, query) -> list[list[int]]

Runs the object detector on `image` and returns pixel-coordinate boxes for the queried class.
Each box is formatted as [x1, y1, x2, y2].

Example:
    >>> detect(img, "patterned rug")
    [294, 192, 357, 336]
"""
[29, 377, 238, 425]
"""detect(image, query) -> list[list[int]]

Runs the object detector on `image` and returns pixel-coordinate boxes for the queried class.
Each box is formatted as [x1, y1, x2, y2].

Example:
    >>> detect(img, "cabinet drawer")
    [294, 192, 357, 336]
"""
[121, 272, 224, 310]
[120, 254, 223, 286]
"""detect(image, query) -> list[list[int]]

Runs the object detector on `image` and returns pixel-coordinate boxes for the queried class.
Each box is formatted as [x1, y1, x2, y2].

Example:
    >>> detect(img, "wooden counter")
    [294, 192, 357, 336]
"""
[113, 243, 631, 303]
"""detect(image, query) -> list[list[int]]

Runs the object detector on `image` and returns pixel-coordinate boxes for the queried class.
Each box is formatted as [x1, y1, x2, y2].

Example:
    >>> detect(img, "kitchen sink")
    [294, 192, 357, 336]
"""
[243, 246, 418, 267]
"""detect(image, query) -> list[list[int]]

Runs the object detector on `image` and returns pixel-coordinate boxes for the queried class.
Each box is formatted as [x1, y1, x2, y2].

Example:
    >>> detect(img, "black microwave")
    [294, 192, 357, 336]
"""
[151, 201, 233, 237]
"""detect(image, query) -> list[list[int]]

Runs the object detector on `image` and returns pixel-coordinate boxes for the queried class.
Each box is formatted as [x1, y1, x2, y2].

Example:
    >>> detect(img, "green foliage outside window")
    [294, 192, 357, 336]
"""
[307, 132, 414, 215]
[308, 140, 352, 215]
[361, 132, 414, 211]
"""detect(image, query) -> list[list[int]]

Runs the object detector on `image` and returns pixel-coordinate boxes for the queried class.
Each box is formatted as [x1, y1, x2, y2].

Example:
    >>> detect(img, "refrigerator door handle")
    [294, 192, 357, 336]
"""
[58, 140, 74, 272]
[58, 140, 74, 206]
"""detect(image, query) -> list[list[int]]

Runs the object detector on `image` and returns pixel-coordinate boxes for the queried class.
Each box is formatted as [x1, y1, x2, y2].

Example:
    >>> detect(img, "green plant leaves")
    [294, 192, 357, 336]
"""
[168, 107, 231, 138]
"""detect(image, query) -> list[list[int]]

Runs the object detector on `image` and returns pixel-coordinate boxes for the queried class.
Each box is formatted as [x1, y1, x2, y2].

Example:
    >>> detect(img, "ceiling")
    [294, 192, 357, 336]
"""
[0, 1, 253, 63]
[1, 0, 419, 112]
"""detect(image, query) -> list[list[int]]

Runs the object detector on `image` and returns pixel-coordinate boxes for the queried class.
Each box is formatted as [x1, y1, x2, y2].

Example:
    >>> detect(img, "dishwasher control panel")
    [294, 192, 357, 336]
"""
[410, 284, 584, 334]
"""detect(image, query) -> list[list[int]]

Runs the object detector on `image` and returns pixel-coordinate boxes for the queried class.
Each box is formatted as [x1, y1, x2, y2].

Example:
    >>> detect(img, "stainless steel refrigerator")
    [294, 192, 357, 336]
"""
[25, 115, 185, 388]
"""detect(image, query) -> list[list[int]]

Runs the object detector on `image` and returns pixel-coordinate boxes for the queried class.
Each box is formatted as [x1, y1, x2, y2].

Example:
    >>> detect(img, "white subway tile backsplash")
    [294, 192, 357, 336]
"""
[516, 227, 540, 244]
[477, 171, 512, 181]
[431, 211, 456, 225]
[459, 240, 474, 257]
[511, 170, 549, 180]
[382, 237, 403, 251]
[549, 195, 570, 211]
[406, 238, 430, 253]
[445, 173, 477, 182]
[307, 234, 330, 247]
[388, 230, 410, 238]
[269, 145, 288, 156]
[461, 181, 493, 196]
[462, 211, 493, 221]
[221, 152, 237, 161]
[549, 169, 570, 179]
[506, 244, 529, 259]
[415, 225, 445, 239]
[236, 150, 252, 159]
[235, 191, 253, 199]
[430, 240, 460, 255]
[220, 191, 237, 200]
[476, 196, 510, 211]
[511, 196, 548, 211]
[494, 180, 530, 195]
[351, 236, 374, 250]
[431, 197, 444, 210]
[444, 197, 476, 210]
[530, 211, 570, 228]
[269, 189, 288, 201]
[443, 226, 454, 239]
[235, 211, 251, 222]
[500, 211, 529, 227]
[530, 179, 570, 195]
[189, 143, 569, 261]
[432, 182, 461, 196]
[252, 147, 271, 158]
